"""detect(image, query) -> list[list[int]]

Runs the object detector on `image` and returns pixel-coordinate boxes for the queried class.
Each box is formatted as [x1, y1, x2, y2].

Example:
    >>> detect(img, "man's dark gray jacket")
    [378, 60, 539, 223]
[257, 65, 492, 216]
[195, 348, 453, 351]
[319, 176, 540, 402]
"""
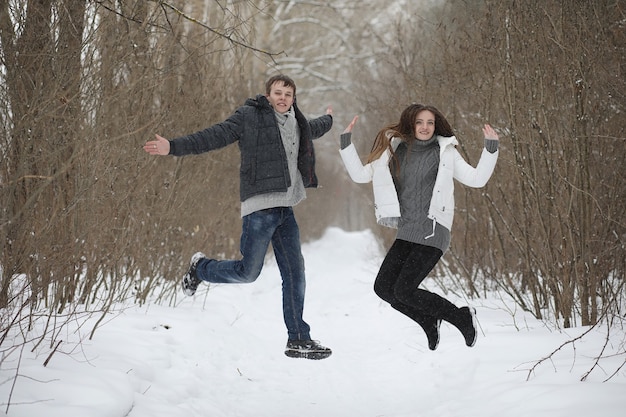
[168, 94, 333, 202]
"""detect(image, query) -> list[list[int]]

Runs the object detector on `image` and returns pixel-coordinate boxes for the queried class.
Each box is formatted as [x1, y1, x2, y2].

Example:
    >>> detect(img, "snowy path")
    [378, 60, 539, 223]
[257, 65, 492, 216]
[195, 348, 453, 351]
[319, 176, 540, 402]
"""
[2, 228, 624, 417]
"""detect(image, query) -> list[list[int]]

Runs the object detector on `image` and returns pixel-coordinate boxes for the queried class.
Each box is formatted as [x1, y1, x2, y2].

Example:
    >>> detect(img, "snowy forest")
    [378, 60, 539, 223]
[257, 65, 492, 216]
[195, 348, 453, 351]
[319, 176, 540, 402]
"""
[1, 0, 624, 393]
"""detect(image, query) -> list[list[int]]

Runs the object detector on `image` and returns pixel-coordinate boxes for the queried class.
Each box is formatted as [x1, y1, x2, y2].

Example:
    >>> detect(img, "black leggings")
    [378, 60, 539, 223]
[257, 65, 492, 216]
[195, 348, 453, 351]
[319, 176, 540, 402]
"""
[374, 239, 460, 324]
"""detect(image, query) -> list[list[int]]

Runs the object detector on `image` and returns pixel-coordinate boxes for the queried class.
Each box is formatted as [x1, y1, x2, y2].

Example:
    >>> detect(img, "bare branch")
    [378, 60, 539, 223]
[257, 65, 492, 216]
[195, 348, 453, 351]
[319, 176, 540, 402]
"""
[159, 2, 285, 61]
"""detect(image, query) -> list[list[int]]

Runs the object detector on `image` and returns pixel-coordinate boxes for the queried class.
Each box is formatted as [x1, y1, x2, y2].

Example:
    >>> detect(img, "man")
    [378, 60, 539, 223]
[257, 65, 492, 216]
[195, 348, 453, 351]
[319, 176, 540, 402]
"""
[143, 75, 333, 360]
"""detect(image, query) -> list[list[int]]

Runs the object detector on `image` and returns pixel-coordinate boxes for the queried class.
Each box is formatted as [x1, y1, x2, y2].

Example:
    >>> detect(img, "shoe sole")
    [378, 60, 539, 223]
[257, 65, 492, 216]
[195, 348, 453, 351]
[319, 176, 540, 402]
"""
[181, 252, 206, 296]
[284, 349, 332, 360]
[181, 272, 198, 296]
[466, 307, 477, 347]
[181, 283, 196, 296]
[430, 319, 442, 351]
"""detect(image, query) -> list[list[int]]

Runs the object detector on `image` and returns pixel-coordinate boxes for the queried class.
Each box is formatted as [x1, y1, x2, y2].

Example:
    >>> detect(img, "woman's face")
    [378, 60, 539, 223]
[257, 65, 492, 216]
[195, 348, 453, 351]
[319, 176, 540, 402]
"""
[414, 110, 436, 141]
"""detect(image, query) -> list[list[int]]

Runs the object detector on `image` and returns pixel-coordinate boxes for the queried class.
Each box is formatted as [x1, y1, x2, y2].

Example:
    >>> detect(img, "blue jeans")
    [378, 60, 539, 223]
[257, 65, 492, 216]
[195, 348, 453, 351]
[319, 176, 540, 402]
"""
[195, 207, 311, 341]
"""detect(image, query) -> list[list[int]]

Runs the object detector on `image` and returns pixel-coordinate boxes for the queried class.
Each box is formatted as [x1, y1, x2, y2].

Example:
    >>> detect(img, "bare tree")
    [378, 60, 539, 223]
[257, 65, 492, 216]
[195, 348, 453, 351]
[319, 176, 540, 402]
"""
[2, 0, 622, 362]
[0, 4, 284, 386]
[339, 0, 625, 328]
[483, 0, 626, 327]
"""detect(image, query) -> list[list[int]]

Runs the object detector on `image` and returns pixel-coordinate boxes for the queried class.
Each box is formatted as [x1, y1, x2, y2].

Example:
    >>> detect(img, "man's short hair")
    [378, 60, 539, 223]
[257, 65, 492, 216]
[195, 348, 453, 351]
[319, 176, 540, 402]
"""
[265, 74, 296, 96]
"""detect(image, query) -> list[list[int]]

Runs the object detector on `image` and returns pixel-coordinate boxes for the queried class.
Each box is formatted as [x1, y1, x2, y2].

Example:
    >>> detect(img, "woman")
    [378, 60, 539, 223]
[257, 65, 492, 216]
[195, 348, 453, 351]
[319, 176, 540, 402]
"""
[339, 104, 499, 350]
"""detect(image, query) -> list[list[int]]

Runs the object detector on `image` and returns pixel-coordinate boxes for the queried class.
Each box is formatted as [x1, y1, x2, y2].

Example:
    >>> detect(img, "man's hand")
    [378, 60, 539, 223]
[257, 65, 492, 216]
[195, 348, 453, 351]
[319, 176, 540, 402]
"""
[143, 134, 171, 155]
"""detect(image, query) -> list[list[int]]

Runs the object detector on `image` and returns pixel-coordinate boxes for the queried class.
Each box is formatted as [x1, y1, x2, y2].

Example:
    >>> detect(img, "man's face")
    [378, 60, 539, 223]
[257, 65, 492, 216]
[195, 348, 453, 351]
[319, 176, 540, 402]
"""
[266, 81, 294, 114]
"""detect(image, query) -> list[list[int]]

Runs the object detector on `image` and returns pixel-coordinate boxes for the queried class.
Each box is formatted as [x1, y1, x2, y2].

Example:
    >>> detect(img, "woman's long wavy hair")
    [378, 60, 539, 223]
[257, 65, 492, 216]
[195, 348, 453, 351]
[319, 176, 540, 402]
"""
[366, 103, 454, 164]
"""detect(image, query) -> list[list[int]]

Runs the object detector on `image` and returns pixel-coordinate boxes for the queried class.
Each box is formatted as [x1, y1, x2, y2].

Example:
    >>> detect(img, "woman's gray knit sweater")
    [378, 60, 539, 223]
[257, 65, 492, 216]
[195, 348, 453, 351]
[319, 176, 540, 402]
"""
[394, 138, 451, 253]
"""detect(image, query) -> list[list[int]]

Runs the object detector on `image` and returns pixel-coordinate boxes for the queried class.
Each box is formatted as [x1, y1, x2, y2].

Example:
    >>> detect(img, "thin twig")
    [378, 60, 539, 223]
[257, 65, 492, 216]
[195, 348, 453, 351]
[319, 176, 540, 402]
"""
[154, 0, 285, 61]
[5, 344, 24, 414]
[43, 340, 62, 367]
[525, 323, 597, 381]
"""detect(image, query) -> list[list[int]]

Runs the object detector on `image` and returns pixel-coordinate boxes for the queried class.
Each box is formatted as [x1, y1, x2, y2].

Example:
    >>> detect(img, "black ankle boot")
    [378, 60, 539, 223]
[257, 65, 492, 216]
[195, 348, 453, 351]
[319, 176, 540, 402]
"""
[454, 307, 477, 347]
[415, 315, 442, 351]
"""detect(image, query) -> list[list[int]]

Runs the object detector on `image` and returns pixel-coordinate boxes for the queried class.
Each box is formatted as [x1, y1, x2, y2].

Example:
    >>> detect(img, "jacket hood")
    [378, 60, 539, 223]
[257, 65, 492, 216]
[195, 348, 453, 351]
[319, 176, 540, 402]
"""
[245, 94, 270, 109]
[385, 132, 457, 147]
[436, 135, 458, 147]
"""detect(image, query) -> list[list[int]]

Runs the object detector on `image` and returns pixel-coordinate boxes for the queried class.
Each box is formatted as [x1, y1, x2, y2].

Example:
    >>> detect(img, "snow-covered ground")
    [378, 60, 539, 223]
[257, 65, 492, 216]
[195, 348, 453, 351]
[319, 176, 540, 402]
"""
[2, 228, 625, 417]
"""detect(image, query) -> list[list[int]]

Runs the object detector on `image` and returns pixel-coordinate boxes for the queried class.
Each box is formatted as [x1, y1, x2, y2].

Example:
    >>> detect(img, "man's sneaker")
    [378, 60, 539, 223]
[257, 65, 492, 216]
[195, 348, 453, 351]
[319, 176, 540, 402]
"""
[457, 306, 478, 347]
[417, 316, 442, 351]
[284, 340, 332, 360]
[182, 252, 205, 296]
